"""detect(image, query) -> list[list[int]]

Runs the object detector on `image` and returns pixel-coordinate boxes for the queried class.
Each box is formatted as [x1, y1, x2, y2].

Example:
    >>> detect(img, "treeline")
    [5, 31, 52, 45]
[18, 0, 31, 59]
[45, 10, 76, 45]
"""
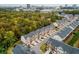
[64, 10, 79, 14]
[0, 10, 63, 53]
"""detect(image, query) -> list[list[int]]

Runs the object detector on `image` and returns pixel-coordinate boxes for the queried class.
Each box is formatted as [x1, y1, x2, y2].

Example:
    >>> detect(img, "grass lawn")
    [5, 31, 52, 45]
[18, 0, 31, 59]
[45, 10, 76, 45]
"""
[40, 43, 48, 53]
[73, 39, 79, 48]
[68, 32, 79, 46]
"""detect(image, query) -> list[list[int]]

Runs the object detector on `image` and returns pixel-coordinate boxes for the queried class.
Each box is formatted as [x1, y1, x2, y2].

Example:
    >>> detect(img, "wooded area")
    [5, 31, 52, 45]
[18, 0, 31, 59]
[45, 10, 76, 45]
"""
[0, 9, 62, 53]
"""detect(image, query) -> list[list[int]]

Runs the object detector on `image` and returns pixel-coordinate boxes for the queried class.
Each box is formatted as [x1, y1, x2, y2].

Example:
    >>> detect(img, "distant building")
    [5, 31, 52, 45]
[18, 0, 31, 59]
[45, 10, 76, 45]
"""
[72, 4, 77, 8]
[14, 8, 20, 11]
[65, 4, 68, 7]
[40, 9, 53, 13]
[27, 4, 30, 9]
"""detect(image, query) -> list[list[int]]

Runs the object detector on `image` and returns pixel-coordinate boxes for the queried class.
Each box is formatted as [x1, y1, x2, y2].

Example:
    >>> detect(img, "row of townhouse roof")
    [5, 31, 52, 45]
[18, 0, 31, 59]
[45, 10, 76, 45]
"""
[51, 19, 79, 41]
[21, 14, 76, 46]
[42, 17, 79, 54]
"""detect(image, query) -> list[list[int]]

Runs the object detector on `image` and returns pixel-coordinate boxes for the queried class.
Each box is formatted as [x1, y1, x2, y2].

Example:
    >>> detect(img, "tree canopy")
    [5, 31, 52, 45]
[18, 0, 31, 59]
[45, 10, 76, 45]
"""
[0, 8, 62, 53]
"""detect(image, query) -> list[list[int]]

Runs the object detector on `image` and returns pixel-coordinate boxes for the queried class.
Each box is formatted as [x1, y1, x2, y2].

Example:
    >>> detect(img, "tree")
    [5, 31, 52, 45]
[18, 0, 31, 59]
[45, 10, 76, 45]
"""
[4, 31, 16, 47]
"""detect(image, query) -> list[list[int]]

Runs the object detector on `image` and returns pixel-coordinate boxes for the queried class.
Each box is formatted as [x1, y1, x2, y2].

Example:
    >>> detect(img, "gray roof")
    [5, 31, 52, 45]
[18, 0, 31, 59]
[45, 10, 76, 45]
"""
[69, 20, 79, 29]
[75, 20, 79, 25]
[57, 27, 72, 38]
[56, 19, 69, 25]
[57, 20, 79, 39]
[13, 44, 31, 54]
[69, 22, 77, 29]
[47, 38, 79, 54]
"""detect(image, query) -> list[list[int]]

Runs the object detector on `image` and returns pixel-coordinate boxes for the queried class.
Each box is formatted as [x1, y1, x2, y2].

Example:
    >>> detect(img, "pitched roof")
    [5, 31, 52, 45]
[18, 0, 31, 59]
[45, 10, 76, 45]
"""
[57, 27, 72, 38]
[13, 44, 31, 54]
